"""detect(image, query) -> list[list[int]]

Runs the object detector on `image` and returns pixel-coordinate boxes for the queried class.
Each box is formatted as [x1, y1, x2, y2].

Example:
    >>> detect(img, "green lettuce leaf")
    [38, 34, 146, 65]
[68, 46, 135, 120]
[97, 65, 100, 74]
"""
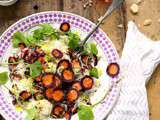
[12, 32, 26, 47]
[89, 67, 99, 78]
[25, 107, 37, 120]
[78, 104, 94, 120]
[68, 31, 80, 50]
[29, 61, 42, 78]
[90, 43, 98, 55]
[0, 72, 8, 85]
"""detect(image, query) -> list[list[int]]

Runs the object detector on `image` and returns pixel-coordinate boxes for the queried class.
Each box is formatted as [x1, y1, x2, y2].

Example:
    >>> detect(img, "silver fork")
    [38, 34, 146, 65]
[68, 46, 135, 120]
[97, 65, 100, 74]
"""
[81, 0, 124, 46]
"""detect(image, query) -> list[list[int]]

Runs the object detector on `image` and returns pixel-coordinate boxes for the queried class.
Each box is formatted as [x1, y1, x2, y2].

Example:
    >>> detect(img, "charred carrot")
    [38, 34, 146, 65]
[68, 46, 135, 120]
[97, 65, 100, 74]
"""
[19, 91, 32, 101]
[81, 75, 94, 90]
[42, 73, 54, 87]
[72, 81, 82, 91]
[62, 69, 74, 83]
[60, 22, 70, 32]
[52, 105, 65, 118]
[52, 89, 64, 102]
[52, 49, 63, 59]
[106, 63, 120, 77]
[66, 89, 79, 103]
[57, 59, 71, 70]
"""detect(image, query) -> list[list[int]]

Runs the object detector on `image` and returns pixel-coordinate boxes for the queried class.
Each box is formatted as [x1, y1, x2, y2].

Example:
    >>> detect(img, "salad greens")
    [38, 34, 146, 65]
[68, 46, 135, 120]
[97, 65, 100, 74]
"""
[67, 31, 80, 50]
[12, 32, 27, 48]
[29, 61, 42, 78]
[12, 24, 60, 48]
[89, 67, 99, 78]
[78, 104, 94, 120]
[0, 72, 8, 85]
[25, 107, 38, 120]
[0, 23, 103, 120]
[90, 43, 98, 55]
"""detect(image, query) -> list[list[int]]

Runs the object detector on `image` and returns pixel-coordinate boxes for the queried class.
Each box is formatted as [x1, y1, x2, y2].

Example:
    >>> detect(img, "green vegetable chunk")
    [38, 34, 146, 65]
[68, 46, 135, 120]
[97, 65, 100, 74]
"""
[68, 31, 80, 50]
[78, 104, 94, 120]
[90, 43, 98, 55]
[0, 72, 8, 85]
[33, 24, 59, 41]
[89, 67, 99, 78]
[12, 32, 26, 48]
[33, 29, 43, 41]
[25, 107, 38, 120]
[29, 61, 42, 78]
[40, 24, 54, 36]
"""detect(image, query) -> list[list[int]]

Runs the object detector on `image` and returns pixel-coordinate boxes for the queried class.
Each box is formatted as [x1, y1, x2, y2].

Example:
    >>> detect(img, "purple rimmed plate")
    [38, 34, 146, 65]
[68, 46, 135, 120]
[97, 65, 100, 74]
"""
[0, 11, 120, 120]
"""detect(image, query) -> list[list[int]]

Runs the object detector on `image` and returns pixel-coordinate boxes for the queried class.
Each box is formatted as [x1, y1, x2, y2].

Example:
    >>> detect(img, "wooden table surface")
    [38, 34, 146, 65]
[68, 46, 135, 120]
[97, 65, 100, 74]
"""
[0, 0, 160, 120]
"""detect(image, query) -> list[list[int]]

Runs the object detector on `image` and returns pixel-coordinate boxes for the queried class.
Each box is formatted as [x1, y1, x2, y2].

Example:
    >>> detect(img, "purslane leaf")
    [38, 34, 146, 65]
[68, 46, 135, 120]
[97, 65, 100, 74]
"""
[12, 24, 59, 48]
[40, 24, 54, 36]
[68, 31, 80, 50]
[29, 61, 42, 78]
[89, 67, 99, 78]
[78, 104, 94, 120]
[0, 72, 8, 85]
[12, 32, 26, 48]
[25, 107, 37, 120]
[90, 43, 98, 55]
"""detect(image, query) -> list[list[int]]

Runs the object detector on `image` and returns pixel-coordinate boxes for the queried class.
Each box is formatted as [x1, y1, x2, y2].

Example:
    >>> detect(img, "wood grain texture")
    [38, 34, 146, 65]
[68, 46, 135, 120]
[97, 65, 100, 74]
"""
[0, 0, 62, 34]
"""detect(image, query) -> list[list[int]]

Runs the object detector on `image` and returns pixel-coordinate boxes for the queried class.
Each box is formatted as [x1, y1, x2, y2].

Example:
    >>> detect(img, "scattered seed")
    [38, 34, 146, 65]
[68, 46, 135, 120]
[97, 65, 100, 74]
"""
[143, 19, 152, 26]
[130, 4, 139, 14]
[158, 19, 160, 23]
[136, 0, 142, 4]
[79, 0, 93, 9]
[117, 24, 123, 28]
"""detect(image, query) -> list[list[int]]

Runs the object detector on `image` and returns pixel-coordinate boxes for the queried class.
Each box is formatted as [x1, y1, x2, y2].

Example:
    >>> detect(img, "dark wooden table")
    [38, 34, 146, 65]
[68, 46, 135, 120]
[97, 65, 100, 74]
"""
[0, 0, 160, 120]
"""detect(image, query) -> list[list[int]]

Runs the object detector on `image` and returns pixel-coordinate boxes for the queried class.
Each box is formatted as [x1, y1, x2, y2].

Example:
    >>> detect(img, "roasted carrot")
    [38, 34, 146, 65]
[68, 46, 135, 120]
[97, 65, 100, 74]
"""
[65, 112, 71, 120]
[62, 69, 74, 83]
[106, 63, 120, 77]
[52, 105, 65, 118]
[81, 75, 94, 90]
[19, 91, 32, 101]
[66, 89, 79, 103]
[42, 73, 54, 87]
[71, 58, 81, 68]
[45, 88, 54, 99]
[60, 22, 70, 32]
[72, 81, 82, 91]
[52, 49, 63, 59]
[52, 89, 64, 102]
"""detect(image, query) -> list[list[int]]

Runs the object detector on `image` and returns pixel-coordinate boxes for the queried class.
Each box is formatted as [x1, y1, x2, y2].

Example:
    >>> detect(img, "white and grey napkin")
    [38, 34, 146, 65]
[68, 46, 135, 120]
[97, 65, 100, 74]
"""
[107, 21, 160, 120]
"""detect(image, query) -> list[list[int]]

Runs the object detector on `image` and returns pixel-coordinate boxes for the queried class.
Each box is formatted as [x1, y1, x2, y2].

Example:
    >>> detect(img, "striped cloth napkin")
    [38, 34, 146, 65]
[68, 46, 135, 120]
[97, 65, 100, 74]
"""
[107, 21, 160, 120]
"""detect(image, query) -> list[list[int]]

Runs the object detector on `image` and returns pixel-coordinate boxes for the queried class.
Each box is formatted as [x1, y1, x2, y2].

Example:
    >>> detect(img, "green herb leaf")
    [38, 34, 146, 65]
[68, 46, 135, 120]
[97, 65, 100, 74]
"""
[78, 104, 94, 120]
[0, 72, 8, 85]
[29, 61, 42, 78]
[68, 31, 80, 50]
[81, 50, 89, 55]
[26, 35, 37, 45]
[89, 67, 99, 78]
[50, 32, 60, 40]
[25, 107, 37, 120]
[40, 24, 54, 36]
[12, 32, 26, 48]
[90, 43, 98, 55]
[33, 29, 43, 41]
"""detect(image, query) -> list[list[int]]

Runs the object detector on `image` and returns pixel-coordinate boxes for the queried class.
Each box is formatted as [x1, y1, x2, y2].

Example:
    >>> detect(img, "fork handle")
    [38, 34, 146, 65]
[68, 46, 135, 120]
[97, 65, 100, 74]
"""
[82, 0, 124, 45]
